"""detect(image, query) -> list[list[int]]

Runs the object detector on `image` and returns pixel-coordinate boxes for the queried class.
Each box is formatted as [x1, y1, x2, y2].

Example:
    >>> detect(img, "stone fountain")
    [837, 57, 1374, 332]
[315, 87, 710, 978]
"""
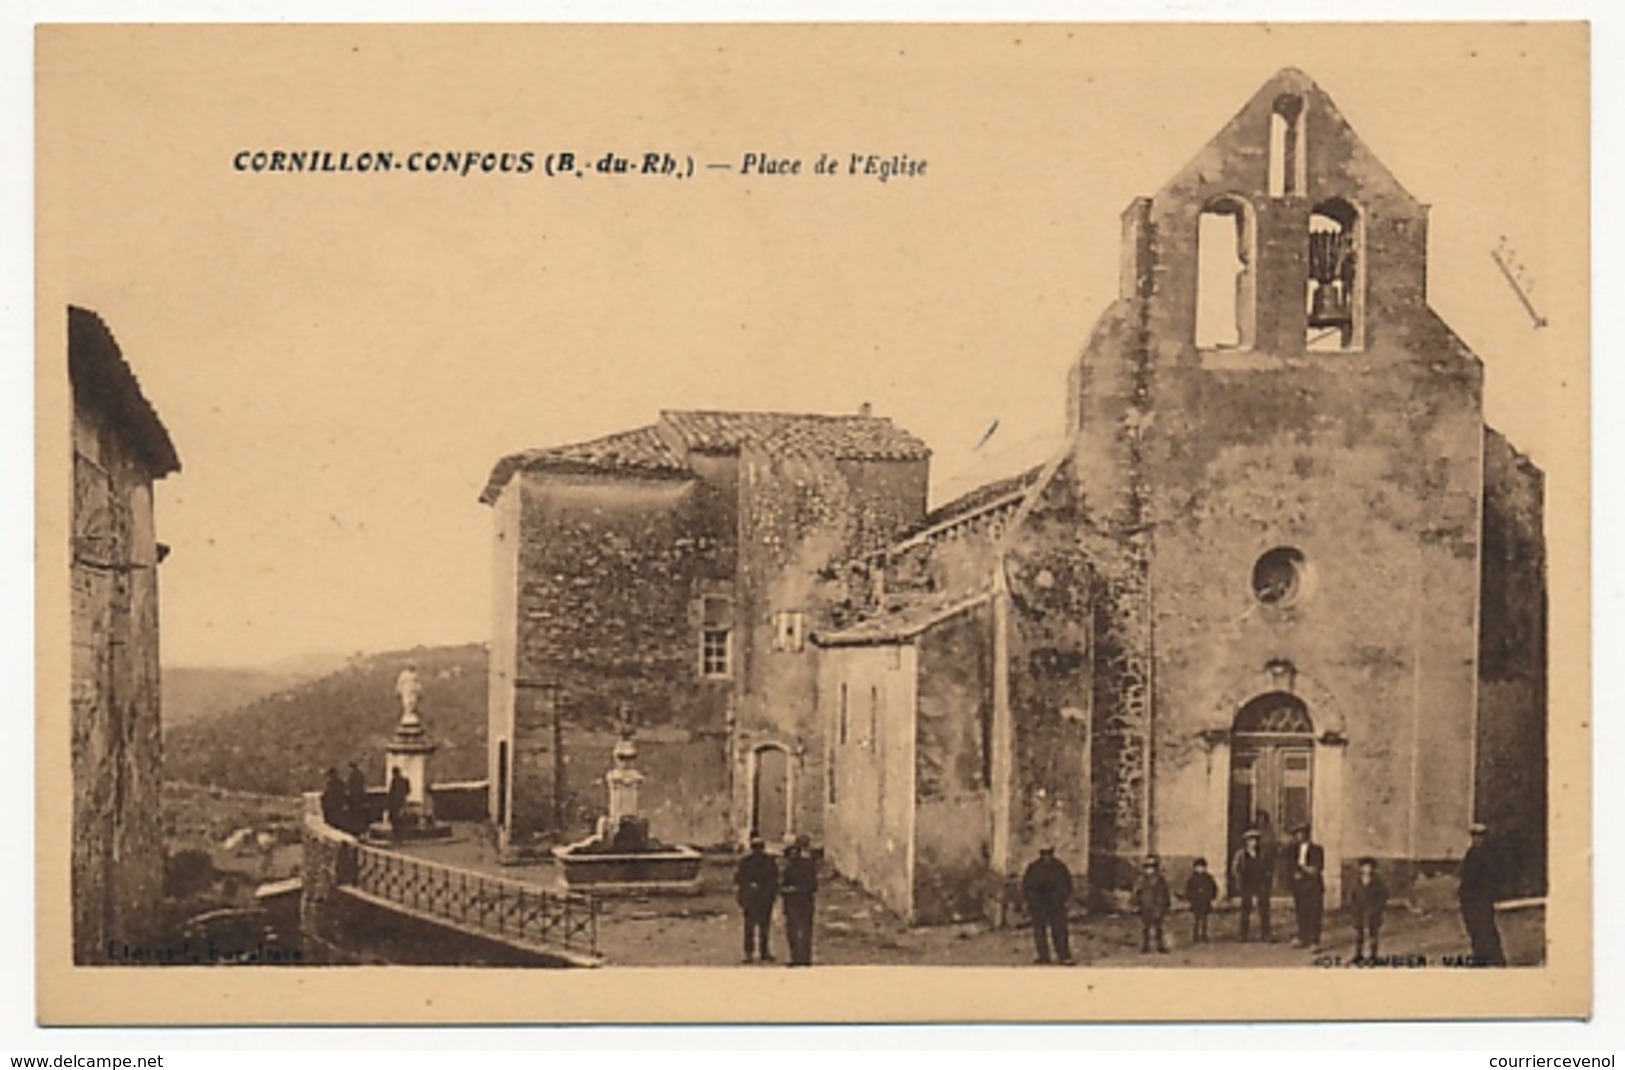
[552, 713, 702, 894]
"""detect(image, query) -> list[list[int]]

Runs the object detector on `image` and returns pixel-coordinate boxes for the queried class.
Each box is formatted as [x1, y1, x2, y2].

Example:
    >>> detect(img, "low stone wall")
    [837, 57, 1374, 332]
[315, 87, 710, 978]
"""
[299, 792, 360, 956]
[342, 780, 488, 826]
[299, 790, 579, 966]
[429, 780, 489, 822]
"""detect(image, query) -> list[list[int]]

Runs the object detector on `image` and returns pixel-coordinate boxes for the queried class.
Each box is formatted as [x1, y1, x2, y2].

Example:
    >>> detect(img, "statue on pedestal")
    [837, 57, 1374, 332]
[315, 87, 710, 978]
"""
[363, 661, 452, 843]
[395, 663, 423, 729]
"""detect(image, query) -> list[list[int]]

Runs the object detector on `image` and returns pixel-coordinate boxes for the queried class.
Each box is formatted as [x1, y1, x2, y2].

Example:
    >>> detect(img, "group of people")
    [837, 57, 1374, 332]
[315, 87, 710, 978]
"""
[319, 761, 414, 837]
[1227, 821, 1327, 949]
[1018, 819, 1510, 965]
[732, 833, 820, 966]
[319, 762, 370, 835]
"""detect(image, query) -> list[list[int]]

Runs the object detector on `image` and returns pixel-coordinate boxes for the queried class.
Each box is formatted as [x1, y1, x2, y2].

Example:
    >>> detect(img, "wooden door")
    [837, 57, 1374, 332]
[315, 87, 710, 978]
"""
[752, 746, 789, 844]
[1228, 736, 1314, 881]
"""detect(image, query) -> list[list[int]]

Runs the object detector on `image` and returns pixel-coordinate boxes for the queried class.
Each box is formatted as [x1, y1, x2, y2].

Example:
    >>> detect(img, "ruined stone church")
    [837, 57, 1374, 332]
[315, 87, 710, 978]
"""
[482, 69, 1546, 925]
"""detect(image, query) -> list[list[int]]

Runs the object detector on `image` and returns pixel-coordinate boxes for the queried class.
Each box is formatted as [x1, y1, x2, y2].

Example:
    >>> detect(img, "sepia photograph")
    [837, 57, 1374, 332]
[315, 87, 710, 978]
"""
[32, 19, 1589, 1025]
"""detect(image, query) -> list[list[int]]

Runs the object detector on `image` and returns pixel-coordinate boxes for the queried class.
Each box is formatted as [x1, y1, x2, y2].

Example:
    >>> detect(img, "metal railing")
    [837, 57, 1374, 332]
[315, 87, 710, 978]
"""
[352, 844, 598, 959]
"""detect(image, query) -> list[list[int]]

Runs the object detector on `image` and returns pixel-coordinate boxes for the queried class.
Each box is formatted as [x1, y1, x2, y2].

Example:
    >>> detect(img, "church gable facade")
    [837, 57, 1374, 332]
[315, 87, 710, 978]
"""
[1082, 68, 1540, 905]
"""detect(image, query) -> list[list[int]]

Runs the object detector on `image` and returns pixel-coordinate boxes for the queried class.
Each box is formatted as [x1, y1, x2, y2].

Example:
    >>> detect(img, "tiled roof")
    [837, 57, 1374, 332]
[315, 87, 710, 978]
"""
[911, 463, 1045, 534]
[660, 410, 929, 461]
[480, 425, 689, 503]
[481, 408, 930, 504]
[814, 591, 993, 647]
[68, 306, 181, 478]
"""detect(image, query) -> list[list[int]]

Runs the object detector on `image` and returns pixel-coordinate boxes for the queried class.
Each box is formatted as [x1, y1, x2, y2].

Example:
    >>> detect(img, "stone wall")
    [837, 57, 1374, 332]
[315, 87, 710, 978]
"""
[733, 450, 927, 844]
[912, 605, 996, 924]
[820, 643, 918, 918]
[1002, 464, 1095, 894]
[298, 793, 358, 955]
[503, 470, 735, 843]
[70, 379, 167, 963]
[1476, 428, 1547, 895]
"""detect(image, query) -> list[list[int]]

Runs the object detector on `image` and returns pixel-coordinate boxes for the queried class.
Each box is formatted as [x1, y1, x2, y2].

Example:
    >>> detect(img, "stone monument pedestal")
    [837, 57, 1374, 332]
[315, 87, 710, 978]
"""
[363, 685, 452, 844]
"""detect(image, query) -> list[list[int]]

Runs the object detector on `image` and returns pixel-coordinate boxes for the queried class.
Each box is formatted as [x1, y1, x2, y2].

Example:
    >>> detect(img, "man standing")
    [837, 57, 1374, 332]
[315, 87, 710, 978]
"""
[1021, 846, 1076, 965]
[780, 833, 818, 966]
[386, 767, 411, 835]
[733, 837, 779, 963]
[344, 761, 368, 835]
[320, 768, 346, 830]
[1289, 824, 1325, 949]
[1458, 822, 1507, 966]
[1230, 828, 1273, 942]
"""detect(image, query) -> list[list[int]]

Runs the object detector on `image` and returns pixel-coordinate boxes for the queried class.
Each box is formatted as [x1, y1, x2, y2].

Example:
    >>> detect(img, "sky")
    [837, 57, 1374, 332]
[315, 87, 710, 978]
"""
[8, 0, 1621, 1053]
[35, 21, 1586, 669]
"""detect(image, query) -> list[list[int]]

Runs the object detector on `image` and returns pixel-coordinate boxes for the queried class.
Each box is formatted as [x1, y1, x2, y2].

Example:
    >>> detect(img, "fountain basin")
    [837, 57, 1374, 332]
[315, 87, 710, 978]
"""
[552, 843, 704, 895]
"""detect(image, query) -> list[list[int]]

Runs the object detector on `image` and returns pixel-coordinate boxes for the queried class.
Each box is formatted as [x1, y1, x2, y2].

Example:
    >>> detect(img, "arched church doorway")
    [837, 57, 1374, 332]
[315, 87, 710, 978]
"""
[1227, 693, 1314, 885]
[751, 744, 791, 844]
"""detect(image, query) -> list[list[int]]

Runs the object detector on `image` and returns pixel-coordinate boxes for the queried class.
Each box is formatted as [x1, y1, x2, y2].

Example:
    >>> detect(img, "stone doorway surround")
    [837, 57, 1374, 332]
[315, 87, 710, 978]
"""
[744, 740, 796, 847]
[1198, 662, 1346, 908]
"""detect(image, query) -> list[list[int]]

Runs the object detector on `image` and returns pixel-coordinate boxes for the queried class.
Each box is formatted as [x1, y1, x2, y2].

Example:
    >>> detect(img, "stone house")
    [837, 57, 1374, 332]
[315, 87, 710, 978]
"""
[480, 409, 930, 850]
[813, 69, 1546, 924]
[68, 306, 181, 962]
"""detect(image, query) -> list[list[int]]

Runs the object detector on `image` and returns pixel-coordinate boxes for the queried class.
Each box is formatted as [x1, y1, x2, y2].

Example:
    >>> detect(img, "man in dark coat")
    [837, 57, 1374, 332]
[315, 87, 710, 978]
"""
[1021, 846, 1075, 965]
[1350, 856, 1388, 961]
[1458, 822, 1507, 965]
[1289, 824, 1326, 949]
[1183, 857, 1219, 944]
[385, 767, 411, 835]
[780, 834, 819, 966]
[1134, 855, 1172, 954]
[344, 761, 368, 835]
[734, 837, 780, 963]
[320, 768, 346, 830]
[1230, 828, 1273, 942]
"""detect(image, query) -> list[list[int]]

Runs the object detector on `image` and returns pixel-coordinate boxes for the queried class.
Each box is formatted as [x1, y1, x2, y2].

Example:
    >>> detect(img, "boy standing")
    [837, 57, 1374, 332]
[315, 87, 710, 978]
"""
[1183, 857, 1219, 944]
[1134, 855, 1172, 954]
[1350, 856, 1389, 961]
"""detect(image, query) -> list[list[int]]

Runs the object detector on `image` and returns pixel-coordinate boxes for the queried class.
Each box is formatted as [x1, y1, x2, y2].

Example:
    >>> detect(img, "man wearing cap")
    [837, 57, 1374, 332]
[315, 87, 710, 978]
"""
[780, 833, 819, 966]
[1021, 846, 1076, 965]
[733, 836, 780, 963]
[1458, 822, 1507, 966]
[1230, 828, 1273, 942]
[1289, 824, 1326, 949]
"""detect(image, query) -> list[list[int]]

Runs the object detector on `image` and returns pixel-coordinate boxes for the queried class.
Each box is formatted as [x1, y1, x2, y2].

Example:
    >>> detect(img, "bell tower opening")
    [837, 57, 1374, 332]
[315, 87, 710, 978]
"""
[1307, 197, 1362, 351]
[1269, 93, 1306, 198]
[1195, 196, 1256, 350]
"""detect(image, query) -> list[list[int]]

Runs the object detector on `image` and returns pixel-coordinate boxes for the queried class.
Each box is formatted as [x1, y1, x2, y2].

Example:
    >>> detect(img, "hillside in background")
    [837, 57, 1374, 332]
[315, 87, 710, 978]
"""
[162, 666, 315, 731]
[163, 643, 489, 796]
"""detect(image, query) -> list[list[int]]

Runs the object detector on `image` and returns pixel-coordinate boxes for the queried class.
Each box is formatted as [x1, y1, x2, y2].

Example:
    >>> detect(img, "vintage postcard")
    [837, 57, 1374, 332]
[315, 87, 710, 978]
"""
[34, 21, 1590, 1024]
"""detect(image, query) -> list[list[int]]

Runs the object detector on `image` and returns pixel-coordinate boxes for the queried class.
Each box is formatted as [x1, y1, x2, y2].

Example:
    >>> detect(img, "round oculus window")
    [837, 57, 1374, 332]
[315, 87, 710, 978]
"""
[1252, 547, 1308, 606]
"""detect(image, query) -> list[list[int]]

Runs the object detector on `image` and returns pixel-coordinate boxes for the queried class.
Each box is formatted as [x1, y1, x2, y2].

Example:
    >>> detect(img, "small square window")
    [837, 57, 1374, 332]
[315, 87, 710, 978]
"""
[701, 627, 731, 678]
[772, 610, 806, 653]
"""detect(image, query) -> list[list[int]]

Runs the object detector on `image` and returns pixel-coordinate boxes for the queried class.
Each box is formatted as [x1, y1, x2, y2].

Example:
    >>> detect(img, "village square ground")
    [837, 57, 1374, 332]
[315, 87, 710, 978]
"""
[389, 832, 1544, 970]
